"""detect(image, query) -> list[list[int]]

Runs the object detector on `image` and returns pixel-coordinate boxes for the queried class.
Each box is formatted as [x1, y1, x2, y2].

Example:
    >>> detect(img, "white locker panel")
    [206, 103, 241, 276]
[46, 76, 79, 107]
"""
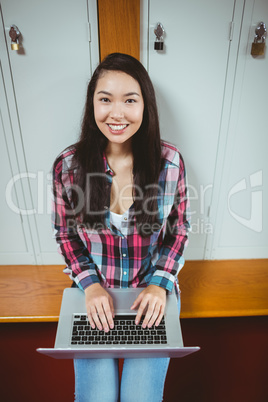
[143, 0, 237, 259]
[209, 0, 268, 259]
[0, 107, 30, 261]
[0, 0, 99, 264]
[0, 21, 36, 264]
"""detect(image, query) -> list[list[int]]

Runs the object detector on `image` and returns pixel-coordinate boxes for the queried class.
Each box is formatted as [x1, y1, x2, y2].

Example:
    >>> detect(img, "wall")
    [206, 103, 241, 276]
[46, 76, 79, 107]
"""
[1, 317, 268, 402]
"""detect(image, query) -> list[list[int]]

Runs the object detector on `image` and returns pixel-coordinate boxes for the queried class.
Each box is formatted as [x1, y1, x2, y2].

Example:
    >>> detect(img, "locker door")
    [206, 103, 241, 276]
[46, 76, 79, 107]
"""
[143, 0, 241, 259]
[208, 0, 268, 259]
[0, 69, 34, 264]
[0, 13, 37, 264]
[0, 0, 99, 264]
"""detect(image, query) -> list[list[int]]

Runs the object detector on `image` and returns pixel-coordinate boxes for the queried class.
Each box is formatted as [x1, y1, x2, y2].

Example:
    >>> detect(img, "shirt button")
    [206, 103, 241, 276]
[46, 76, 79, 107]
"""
[124, 217, 127, 221]
[122, 253, 126, 257]
[123, 271, 127, 275]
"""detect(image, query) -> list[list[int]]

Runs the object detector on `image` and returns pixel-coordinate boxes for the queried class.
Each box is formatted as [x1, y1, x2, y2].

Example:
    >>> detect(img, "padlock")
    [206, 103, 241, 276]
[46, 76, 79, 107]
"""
[11, 40, 19, 51]
[154, 22, 165, 52]
[251, 22, 267, 56]
[9, 25, 21, 51]
[154, 40, 163, 51]
[251, 41, 265, 56]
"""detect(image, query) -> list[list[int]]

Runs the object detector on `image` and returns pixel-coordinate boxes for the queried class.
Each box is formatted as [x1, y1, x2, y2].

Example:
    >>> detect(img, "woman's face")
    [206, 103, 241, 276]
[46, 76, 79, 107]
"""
[93, 70, 144, 146]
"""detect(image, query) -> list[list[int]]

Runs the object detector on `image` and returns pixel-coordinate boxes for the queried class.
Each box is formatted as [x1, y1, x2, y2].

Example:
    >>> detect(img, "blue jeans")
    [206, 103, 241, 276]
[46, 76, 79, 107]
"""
[74, 296, 181, 402]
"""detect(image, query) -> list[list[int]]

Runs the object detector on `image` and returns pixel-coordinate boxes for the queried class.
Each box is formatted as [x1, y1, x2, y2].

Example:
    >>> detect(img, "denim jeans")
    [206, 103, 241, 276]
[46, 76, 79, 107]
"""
[74, 296, 181, 402]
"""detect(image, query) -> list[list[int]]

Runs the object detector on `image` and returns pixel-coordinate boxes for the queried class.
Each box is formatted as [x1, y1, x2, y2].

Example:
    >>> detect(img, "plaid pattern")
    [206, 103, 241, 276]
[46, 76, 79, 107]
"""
[52, 141, 190, 294]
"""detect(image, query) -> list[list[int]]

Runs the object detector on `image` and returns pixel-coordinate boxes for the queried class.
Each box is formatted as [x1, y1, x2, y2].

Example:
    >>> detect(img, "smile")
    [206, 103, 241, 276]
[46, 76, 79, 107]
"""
[107, 124, 128, 131]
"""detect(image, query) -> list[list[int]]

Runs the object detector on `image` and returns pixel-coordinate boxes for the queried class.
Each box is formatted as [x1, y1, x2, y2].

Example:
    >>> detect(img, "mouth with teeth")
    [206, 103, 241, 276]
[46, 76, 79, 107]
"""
[107, 124, 129, 134]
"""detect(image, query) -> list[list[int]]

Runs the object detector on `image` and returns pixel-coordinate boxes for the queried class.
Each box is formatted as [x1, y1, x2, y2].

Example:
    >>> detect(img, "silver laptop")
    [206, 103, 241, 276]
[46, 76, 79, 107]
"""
[37, 287, 200, 359]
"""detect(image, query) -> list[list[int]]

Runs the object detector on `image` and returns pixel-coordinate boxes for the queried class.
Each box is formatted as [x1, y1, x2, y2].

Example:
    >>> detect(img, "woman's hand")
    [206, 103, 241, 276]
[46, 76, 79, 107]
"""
[85, 283, 114, 332]
[130, 285, 166, 328]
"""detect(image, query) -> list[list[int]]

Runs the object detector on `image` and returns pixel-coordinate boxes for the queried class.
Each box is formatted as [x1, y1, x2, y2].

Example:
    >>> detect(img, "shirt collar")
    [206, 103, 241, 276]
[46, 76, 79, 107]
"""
[103, 153, 114, 176]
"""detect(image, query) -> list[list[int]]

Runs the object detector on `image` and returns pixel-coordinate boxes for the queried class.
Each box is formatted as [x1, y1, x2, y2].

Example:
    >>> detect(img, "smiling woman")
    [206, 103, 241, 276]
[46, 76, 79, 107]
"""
[52, 52, 190, 401]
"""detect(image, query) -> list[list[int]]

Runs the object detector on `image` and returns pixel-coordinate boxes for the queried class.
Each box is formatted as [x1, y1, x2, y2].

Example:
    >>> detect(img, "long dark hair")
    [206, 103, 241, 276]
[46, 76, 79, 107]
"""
[72, 53, 163, 236]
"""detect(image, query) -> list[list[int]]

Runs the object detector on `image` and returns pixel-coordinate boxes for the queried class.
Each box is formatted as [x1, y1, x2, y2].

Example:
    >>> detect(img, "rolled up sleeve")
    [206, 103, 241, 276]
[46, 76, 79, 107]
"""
[52, 155, 101, 290]
[149, 155, 190, 292]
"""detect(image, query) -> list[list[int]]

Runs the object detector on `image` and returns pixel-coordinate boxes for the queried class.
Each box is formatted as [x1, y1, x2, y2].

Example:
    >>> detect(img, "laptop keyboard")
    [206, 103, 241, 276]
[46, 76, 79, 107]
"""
[71, 314, 168, 346]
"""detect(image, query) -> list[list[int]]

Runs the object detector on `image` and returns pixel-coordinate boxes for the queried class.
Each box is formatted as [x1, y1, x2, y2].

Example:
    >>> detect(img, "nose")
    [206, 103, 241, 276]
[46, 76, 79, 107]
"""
[110, 102, 124, 120]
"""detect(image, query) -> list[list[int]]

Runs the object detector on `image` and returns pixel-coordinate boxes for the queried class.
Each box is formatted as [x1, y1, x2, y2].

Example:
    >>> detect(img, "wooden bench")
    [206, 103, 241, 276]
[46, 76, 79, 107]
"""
[1, 260, 267, 402]
[1, 260, 267, 322]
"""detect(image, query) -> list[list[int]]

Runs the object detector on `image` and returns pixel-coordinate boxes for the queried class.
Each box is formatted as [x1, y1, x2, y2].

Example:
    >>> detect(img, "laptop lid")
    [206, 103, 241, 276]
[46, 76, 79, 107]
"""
[37, 288, 200, 359]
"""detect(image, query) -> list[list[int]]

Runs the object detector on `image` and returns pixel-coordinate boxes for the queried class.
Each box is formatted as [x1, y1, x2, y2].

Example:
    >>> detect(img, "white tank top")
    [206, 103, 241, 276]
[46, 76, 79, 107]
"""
[110, 211, 124, 230]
